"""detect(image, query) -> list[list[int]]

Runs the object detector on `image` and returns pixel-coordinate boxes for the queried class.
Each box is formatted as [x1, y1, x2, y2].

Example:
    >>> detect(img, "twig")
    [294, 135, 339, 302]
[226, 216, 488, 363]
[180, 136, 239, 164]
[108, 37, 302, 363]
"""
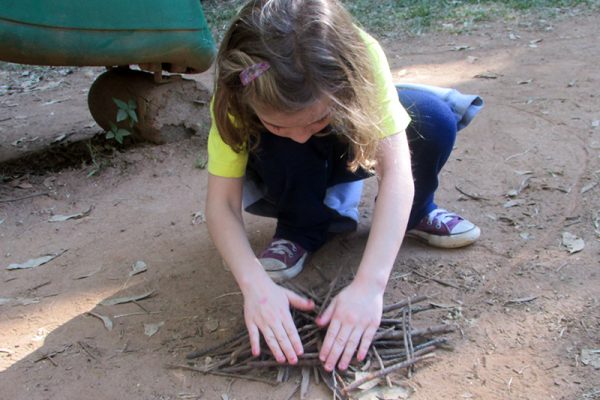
[214, 291, 242, 300]
[247, 359, 322, 368]
[285, 384, 300, 400]
[318, 264, 345, 313]
[33, 344, 71, 365]
[342, 353, 436, 394]
[373, 324, 456, 341]
[412, 270, 461, 289]
[454, 185, 490, 201]
[78, 341, 99, 361]
[164, 364, 279, 386]
[382, 295, 429, 313]
[0, 192, 50, 203]
[29, 280, 52, 291]
[372, 347, 392, 387]
[113, 311, 161, 318]
[186, 331, 248, 360]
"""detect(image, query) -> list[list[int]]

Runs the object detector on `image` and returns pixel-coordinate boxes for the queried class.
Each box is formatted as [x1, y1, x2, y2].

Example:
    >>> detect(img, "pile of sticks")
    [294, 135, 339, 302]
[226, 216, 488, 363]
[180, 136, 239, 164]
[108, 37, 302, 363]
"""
[181, 275, 456, 399]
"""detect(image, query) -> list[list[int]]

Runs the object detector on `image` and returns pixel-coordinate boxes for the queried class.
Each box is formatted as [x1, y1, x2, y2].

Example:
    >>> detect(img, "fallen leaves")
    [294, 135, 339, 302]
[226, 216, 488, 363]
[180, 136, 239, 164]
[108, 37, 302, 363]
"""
[581, 349, 600, 369]
[561, 232, 585, 254]
[144, 321, 165, 337]
[48, 206, 93, 222]
[100, 289, 156, 306]
[6, 250, 67, 270]
[129, 260, 148, 276]
[87, 312, 114, 331]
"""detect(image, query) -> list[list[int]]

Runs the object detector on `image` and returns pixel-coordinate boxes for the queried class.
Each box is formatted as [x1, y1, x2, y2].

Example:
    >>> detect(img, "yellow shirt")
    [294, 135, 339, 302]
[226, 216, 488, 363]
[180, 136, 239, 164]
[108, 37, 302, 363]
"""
[207, 30, 410, 178]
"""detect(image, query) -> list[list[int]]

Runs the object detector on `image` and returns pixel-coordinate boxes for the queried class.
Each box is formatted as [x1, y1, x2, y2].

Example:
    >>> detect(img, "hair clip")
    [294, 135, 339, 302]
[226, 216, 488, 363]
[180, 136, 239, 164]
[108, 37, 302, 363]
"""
[240, 62, 270, 86]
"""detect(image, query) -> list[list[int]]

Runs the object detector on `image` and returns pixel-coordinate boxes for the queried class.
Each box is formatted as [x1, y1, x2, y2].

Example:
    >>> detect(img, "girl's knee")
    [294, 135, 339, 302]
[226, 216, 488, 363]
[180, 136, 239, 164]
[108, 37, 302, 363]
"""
[399, 89, 457, 149]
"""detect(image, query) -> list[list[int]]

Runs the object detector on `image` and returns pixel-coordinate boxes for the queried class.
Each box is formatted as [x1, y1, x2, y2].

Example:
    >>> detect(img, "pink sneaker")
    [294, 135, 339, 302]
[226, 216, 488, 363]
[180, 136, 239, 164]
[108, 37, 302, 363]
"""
[406, 208, 480, 248]
[258, 239, 308, 281]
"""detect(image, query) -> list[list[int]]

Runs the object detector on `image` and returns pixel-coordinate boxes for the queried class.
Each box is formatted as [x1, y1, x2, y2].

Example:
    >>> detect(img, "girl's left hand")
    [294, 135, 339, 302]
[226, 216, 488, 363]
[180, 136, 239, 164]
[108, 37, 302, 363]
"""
[315, 280, 383, 371]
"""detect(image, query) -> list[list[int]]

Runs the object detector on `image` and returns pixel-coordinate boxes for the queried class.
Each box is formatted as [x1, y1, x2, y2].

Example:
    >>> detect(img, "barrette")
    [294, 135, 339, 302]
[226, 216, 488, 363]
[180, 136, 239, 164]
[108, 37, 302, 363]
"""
[240, 62, 270, 86]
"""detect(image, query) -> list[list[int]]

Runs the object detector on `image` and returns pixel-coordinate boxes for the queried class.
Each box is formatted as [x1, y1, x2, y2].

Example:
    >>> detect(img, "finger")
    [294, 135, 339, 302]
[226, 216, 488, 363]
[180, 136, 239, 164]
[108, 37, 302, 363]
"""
[324, 324, 353, 372]
[316, 298, 336, 327]
[248, 323, 261, 357]
[272, 322, 299, 364]
[319, 319, 341, 362]
[357, 325, 378, 361]
[282, 314, 304, 356]
[286, 289, 315, 312]
[337, 327, 363, 370]
[262, 326, 286, 363]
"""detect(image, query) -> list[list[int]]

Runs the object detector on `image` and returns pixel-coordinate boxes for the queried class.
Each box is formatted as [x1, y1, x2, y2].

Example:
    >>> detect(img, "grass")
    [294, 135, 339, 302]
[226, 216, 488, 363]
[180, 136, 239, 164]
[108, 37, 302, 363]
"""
[201, 0, 600, 40]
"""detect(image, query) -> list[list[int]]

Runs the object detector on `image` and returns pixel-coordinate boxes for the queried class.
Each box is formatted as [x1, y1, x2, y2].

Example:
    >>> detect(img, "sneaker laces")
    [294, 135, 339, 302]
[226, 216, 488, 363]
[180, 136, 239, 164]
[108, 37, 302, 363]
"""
[426, 209, 462, 229]
[266, 239, 297, 257]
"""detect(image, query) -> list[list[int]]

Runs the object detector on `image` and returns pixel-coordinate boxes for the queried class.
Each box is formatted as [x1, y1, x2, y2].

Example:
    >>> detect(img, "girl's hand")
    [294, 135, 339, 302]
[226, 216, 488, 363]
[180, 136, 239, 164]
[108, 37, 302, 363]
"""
[242, 277, 315, 364]
[316, 280, 383, 371]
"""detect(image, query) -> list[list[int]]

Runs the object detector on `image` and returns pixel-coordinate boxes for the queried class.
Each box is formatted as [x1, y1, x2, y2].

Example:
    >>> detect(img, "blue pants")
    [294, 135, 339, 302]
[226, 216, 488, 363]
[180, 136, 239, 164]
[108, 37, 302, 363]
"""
[245, 88, 458, 251]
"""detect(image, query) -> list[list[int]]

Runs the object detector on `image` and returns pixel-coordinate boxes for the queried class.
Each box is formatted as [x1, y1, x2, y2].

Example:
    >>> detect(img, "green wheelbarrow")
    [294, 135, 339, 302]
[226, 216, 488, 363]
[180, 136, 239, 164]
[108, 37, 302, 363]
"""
[0, 0, 217, 142]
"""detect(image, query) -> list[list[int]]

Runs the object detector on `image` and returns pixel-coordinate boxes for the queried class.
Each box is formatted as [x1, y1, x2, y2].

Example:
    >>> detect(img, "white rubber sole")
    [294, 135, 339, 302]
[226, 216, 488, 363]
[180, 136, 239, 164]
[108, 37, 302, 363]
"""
[260, 252, 308, 282]
[406, 226, 481, 249]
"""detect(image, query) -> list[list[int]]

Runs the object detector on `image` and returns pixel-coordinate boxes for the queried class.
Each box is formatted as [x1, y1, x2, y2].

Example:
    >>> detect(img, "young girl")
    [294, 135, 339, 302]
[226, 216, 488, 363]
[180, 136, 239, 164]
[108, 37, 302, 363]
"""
[205, 0, 480, 372]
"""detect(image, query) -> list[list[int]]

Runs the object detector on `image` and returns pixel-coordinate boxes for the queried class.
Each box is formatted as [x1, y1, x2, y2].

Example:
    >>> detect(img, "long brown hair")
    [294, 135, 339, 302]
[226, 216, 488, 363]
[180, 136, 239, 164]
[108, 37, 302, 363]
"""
[213, 0, 383, 172]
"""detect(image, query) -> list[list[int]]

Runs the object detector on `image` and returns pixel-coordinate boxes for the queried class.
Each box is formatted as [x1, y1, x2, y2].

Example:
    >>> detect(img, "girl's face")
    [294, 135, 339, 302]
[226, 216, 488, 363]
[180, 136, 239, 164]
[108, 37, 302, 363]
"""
[255, 98, 331, 144]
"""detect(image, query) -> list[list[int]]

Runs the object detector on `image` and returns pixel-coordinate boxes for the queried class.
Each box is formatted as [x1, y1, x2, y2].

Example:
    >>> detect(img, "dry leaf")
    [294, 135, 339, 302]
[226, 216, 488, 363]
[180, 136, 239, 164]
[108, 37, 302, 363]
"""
[100, 289, 155, 306]
[581, 182, 598, 194]
[88, 312, 113, 331]
[354, 371, 381, 391]
[355, 385, 412, 400]
[7, 250, 67, 270]
[581, 349, 600, 369]
[452, 45, 472, 51]
[144, 321, 164, 337]
[561, 232, 584, 254]
[191, 211, 206, 225]
[48, 206, 93, 222]
[503, 199, 524, 208]
[129, 261, 148, 276]
[73, 267, 102, 280]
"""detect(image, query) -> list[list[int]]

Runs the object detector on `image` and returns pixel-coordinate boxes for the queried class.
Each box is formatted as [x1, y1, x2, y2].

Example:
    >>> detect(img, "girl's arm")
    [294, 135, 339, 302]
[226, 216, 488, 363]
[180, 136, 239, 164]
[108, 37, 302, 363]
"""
[205, 173, 314, 364]
[316, 131, 414, 371]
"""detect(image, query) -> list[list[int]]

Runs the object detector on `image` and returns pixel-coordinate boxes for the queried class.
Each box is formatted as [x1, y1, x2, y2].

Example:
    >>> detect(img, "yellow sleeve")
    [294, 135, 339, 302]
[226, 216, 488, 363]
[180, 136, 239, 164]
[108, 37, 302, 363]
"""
[359, 29, 411, 137]
[207, 98, 249, 178]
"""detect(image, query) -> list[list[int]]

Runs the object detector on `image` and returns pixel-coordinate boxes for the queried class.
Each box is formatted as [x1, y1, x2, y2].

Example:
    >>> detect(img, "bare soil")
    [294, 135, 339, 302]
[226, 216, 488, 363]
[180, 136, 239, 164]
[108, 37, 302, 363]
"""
[1, 12, 599, 400]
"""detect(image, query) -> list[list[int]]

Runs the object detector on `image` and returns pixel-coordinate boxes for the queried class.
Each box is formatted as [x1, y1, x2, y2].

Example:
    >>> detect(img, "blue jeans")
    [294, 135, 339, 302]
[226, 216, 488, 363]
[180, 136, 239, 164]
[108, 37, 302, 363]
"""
[244, 88, 458, 251]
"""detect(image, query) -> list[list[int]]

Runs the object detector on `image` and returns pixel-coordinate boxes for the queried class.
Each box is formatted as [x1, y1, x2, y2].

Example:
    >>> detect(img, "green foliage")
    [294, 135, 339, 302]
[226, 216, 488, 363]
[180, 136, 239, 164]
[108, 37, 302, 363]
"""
[201, 0, 600, 39]
[106, 97, 137, 144]
[195, 153, 208, 169]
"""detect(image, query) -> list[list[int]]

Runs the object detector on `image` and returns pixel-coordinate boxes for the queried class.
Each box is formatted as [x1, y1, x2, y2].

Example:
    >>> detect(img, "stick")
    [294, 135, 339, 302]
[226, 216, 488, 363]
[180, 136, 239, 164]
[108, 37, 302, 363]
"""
[454, 185, 489, 201]
[78, 341, 99, 361]
[372, 347, 393, 387]
[164, 364, 279, 386]
[247, 359, 322, 368]
[186, 331, 248, 360]
[342, 353, 436, 394]
[382, 295, 429, 313]
[373, 324, 456, 341]
[318, 264, 345, 314]
[0, 192, 49, 203]
[412, 271, 461, 289]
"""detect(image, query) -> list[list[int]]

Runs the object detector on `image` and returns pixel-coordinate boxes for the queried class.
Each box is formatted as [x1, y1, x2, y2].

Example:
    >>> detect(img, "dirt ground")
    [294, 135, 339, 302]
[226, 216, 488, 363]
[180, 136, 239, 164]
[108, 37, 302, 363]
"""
[1, 11, 599, 400]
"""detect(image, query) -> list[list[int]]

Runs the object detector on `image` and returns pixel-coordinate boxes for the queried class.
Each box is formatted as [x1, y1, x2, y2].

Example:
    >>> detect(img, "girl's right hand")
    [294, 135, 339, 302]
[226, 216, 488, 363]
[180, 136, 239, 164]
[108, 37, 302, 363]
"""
[242, 277, 315, 364]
